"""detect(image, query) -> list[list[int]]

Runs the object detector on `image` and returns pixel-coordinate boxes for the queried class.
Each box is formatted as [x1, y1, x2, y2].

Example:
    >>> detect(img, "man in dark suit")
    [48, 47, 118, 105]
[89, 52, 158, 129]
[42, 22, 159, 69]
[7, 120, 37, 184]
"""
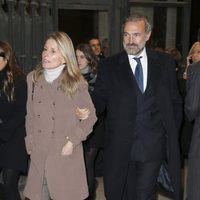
[92, 13, 182, 200]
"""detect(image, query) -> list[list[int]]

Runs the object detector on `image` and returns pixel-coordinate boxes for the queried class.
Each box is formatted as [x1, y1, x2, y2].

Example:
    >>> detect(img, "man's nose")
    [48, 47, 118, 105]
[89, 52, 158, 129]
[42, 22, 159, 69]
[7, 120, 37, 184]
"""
[129, 35, 135, 44]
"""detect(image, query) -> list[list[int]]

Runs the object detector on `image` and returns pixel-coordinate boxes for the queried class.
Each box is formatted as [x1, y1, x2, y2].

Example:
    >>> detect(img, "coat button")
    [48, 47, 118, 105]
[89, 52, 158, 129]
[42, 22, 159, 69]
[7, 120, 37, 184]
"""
[52, 101, 55, 106]
[52, 116, 55, 120]
[38, 129, 42, 133]
[51, 131, 55, 138]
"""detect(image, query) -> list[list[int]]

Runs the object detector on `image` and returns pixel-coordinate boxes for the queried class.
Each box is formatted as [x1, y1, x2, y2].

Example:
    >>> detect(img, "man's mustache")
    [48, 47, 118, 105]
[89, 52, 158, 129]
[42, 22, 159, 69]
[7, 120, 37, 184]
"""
[126, 43, 137, 47]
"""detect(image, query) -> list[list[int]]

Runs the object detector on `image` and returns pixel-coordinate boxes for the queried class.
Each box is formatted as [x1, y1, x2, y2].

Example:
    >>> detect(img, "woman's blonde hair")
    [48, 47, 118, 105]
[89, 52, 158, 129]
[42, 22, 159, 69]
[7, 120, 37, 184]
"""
[188, 41, 200, 56]
[32, 31, 85, 96]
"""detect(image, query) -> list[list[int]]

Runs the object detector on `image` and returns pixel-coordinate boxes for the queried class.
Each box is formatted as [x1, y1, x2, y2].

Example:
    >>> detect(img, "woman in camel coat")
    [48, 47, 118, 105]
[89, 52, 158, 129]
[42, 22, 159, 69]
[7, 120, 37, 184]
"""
[24, 31, 97, 200]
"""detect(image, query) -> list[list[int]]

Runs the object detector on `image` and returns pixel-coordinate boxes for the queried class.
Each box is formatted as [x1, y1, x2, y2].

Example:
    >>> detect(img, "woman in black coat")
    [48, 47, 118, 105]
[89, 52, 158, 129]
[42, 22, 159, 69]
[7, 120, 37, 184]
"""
[0, 41, 28, 200]
[76, 43, 104, 200]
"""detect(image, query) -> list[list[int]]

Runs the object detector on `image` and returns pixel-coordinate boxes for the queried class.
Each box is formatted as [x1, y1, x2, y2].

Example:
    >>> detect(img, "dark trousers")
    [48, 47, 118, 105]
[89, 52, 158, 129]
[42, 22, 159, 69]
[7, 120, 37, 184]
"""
[124, 160, 162, 200]
[0, 168, 21, 200]
[84, 148, 99, 200]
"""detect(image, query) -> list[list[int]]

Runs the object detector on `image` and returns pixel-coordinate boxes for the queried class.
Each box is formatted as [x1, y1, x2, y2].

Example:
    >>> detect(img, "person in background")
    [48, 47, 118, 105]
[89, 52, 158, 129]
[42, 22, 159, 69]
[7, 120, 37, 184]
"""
[181, 41, 200, 161]
[88, 37, 106, 178]
[101, 38, 109, 58]
[0, 40, 28, 200]
[165, 47, 182, 72]
[92, 13, 182, 200]
[24, 31, 97, 200]
[88, 37, 105, 60]
[76, 43, 104, 200]
[76, 43, 97, 92]
[185, 63, 200, 200]
[165, 47, 188, 167]
[184, 41, 200, 79]
[184, 41, 200, 200]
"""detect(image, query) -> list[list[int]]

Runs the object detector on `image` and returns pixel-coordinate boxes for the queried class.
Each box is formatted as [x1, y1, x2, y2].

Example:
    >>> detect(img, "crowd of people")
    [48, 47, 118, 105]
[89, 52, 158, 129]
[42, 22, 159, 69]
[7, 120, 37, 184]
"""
[0, 12, 200, 200]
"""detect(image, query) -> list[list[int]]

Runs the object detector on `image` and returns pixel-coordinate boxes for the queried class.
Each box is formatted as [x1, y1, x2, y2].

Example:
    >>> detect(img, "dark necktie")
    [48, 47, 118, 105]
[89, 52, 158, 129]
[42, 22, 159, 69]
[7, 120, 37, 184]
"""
[134, 57, 143, 92]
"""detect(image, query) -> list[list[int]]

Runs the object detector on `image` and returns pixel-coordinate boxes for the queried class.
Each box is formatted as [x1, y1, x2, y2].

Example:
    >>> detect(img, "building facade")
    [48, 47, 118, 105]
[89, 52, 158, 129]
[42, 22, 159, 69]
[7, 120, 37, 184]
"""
[0, 0, 194, 73]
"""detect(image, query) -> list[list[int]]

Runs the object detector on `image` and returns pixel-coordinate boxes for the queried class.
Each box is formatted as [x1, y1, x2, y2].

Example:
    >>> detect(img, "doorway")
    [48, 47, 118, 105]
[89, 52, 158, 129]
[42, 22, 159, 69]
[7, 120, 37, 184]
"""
[58, 9, 98, 47]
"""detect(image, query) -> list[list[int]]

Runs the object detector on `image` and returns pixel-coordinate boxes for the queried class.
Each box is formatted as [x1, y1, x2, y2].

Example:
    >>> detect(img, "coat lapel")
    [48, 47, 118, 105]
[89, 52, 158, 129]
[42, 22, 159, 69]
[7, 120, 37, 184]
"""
[117, 51, 137, 92]
[146, 49, 163, 94]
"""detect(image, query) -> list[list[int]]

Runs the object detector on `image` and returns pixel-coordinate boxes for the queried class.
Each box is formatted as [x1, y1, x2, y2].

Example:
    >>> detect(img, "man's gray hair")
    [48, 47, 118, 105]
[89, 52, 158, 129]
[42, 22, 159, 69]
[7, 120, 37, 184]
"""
[123, 13, 152, 33]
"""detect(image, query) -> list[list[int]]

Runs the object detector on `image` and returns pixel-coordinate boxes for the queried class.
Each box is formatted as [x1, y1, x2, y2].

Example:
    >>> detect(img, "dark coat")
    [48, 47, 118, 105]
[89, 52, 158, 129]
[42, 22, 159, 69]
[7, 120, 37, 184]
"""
[82, 69, 104, 149]
[92, 49, 182, 200]
[185, 61, 200, 200]
[0, 70, 28, 173]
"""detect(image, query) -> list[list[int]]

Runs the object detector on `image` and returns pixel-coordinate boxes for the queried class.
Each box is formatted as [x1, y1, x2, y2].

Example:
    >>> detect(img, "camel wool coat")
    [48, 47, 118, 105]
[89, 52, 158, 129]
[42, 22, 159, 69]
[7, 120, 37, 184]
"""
[24, 72, 97, 200]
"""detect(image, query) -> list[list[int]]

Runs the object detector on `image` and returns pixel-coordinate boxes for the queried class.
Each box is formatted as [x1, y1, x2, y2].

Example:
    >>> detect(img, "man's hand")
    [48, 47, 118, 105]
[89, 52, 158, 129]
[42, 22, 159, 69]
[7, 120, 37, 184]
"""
[75, 107, 90, 120]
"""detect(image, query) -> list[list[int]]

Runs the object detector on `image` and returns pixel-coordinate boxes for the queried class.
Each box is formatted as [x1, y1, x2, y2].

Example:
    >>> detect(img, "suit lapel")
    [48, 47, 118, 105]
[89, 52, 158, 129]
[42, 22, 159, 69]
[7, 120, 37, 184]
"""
[146, 49, 163, 94]
[117, 51, 137, 92]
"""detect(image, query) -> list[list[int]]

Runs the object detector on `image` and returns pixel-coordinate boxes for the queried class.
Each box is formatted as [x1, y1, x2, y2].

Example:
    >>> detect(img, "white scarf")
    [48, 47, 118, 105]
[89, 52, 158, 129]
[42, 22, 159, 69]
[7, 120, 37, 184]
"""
[44, 64, 65, 83]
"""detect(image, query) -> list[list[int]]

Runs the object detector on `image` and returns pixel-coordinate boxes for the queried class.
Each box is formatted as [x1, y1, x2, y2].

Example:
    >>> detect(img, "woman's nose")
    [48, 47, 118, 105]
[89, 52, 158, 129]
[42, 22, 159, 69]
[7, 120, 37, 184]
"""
[42, 51, 48, 58]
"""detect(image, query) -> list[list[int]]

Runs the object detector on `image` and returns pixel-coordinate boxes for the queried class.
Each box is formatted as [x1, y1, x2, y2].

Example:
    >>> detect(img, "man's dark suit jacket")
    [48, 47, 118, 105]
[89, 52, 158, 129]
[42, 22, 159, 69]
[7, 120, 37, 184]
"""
[92, 48, 182, 200]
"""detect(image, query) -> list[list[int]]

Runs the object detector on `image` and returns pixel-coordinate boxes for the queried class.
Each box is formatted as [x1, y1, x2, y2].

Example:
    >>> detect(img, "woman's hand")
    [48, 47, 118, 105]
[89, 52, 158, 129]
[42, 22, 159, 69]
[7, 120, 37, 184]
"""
[186, 55, 192, 67]
[61, 140, 73, 156]
[183, 56, 193, 80]
[76, 107, 90, 120]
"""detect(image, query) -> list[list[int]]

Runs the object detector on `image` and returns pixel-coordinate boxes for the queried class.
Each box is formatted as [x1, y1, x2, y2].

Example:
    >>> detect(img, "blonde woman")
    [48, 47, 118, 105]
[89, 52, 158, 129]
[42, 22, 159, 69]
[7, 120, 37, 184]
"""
[183, 41, 200, 79]
[24, 31, 97, 200]
[185, 41, 200, 200]
[187, 41, 200, 65]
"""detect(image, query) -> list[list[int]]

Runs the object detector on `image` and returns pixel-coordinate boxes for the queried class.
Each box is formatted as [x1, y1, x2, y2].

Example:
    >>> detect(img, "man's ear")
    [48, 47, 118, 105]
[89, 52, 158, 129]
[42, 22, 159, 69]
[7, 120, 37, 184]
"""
[146, 32, 152, 42]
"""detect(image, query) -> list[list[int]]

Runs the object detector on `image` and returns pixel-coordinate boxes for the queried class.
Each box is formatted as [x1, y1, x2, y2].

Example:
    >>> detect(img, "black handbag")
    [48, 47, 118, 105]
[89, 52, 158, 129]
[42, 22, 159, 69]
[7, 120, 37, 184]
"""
[157, 160, 174, 198]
